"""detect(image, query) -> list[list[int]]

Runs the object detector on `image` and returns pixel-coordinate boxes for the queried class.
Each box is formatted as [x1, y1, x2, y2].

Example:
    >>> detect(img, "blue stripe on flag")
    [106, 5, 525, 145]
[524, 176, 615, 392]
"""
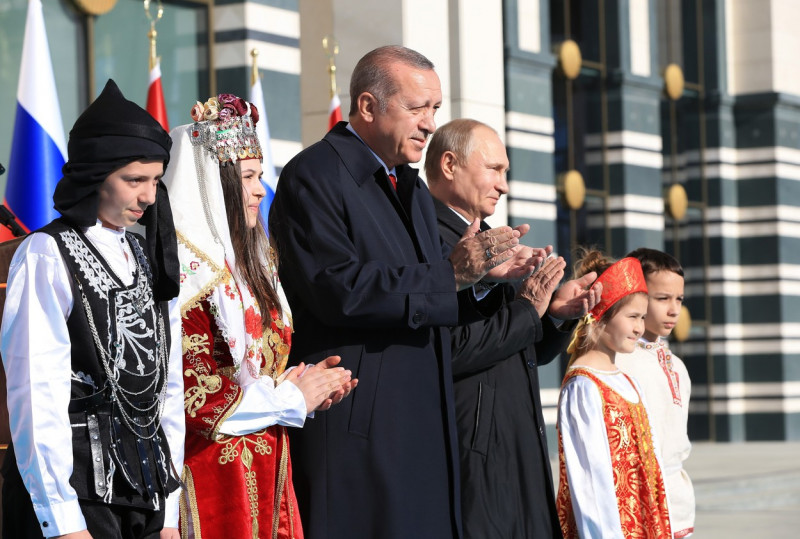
[6, 102, 63, 229]
[260, 179, 275, 235]
[263, 172, 278, 195]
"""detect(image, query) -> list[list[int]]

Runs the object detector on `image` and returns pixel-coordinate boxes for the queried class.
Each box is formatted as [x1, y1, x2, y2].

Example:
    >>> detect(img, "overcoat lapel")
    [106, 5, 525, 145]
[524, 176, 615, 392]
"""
[324, 125, 437, 264]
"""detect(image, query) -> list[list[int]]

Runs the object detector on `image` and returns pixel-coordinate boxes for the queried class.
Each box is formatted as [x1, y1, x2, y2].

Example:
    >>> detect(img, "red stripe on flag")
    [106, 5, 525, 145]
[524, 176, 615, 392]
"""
[328, 94, 342, 131]
[1, 197, 30, 242]
[0, 228, 16, 243]
[328, 106, 342, 130]
[147, 69, 169, 131]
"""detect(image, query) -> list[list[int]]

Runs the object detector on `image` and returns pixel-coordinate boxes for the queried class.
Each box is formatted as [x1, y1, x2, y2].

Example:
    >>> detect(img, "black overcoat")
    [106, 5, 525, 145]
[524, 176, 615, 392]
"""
[269, 123, 498, 539]
[435, 198, 568, 538]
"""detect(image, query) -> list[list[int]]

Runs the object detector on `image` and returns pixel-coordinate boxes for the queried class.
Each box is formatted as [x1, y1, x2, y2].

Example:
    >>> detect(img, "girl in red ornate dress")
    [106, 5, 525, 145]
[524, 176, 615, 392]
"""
[556, 252, 672, 539]
[163, 95, 355, 539]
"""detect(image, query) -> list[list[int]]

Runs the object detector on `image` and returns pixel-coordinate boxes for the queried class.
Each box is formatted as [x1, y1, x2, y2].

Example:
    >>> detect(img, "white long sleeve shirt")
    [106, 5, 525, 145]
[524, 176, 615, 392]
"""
[1, 223, 185, 536]
[617, 339, 694, 537]
[215, 365, 307, 435]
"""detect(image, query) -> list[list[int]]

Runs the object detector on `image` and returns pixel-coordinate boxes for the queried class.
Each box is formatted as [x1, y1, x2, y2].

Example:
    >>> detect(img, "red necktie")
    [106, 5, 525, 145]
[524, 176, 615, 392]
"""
[388, 173, 397, 190]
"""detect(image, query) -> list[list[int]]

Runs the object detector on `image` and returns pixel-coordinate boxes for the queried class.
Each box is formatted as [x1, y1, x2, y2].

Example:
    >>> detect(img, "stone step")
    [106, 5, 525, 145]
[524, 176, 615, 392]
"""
[694, 469, 800, 511]
[698, 485, 800, 511]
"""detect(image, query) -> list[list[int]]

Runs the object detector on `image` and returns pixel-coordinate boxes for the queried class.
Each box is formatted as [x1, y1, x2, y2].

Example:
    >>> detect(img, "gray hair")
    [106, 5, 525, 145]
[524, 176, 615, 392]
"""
[348, 45, 435, 116]
[424, 118, 495, 182]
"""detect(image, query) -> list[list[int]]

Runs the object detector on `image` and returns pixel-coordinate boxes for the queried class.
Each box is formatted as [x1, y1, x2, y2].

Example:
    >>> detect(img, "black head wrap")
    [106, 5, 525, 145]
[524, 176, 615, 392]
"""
[53, 79, 179, 301]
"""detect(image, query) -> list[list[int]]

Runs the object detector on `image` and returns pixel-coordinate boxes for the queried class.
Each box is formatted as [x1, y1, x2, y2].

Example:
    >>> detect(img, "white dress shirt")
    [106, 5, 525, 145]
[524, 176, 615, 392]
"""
[617, 339, 694, 536]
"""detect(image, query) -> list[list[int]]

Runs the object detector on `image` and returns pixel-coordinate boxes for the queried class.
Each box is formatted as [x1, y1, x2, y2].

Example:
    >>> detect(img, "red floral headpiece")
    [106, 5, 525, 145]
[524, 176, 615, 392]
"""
[589, 257, 648, 320]
[189, 93, 262, 164]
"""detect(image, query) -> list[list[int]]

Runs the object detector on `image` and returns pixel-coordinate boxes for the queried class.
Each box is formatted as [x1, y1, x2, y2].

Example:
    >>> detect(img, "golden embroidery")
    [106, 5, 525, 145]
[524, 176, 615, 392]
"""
[216, 434, 273, 463]
[208, 388, 241, 440]
[180, 465, 203, 539]
[246, 468, 259, 538]
[184, 368, 223, 418]
[259, 311, 292, 380]
[183, 332, 210, 355]
[272, 431, 292, 539]
[177, 232, 227, 317]
[182, 302, 243, 439]
[215, 431, 276, 537]
[218, 366, 237, 380]
[619, 419, 630, 447]
[253, 436, 272, 455]
[260, 346, 276, 375]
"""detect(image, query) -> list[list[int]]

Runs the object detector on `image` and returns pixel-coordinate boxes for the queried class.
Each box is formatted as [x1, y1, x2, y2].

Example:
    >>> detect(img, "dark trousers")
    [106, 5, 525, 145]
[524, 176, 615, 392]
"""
[2, 455, 165, 539]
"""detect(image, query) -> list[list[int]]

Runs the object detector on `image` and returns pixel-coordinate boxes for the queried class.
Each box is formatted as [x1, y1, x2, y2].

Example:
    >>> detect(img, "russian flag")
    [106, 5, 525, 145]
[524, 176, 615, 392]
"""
[249, 72, 277, 228]
[328, 94, 342, 131]
[3, 0, 66, 241]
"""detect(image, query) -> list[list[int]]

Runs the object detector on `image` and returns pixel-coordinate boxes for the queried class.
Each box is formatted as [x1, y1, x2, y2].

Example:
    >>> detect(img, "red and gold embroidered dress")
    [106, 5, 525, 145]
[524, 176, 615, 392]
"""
[180, 263, 302, 539]
[164, 112, 306, 538]
[557, 367, 671, 539]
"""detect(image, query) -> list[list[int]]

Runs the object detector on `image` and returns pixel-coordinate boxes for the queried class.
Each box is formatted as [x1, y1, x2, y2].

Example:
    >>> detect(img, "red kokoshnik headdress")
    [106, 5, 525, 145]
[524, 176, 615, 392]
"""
[589, 257, 648, 321]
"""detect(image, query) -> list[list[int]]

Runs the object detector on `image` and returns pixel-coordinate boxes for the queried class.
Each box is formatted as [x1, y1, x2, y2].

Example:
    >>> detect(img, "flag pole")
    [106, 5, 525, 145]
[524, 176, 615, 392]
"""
[144, 0, 163, 71]
[148, 22, 158, 71]
[322, 36, 339, 100]
[251, 48, 259, 87]
[144, 0, 169, 130]
[323, 36, 342, 130]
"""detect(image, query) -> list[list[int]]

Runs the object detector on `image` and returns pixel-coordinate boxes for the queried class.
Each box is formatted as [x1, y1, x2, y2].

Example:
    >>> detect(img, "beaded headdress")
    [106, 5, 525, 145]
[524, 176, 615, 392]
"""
[589, 257, 648, 321]
[164, 96, 292, 389]
[188, 93, 262, 164]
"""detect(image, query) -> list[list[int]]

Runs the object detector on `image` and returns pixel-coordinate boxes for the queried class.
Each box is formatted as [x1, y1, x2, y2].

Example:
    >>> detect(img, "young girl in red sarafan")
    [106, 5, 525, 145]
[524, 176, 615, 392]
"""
[556, 252, 672, 539]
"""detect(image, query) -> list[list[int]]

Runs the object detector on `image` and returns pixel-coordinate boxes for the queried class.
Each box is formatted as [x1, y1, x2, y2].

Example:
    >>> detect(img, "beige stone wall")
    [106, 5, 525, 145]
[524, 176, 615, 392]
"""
[298, 0, 508, 225]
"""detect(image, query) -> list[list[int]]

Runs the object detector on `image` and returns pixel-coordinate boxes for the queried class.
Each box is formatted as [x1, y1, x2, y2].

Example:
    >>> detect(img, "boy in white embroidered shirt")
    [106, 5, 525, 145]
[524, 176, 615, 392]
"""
[615, 248, 695, 538]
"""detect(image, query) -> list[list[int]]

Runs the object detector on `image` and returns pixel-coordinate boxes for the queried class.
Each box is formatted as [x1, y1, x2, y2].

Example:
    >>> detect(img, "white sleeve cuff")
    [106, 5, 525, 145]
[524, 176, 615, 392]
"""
[217, 376, 308, 435]
[277, 378, 308, 425]
[164, 487, 181, 528]
[35, 498, 86, 538]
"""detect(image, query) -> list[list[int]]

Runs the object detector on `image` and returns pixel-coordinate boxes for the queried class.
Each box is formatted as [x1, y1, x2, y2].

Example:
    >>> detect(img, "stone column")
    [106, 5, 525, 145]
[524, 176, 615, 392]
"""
[213, 0, 303, 171]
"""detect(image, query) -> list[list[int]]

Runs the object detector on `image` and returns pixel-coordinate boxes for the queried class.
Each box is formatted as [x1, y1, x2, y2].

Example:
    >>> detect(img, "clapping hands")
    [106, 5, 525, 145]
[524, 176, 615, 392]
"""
[449, 220, 535, 290]
[285, 355, 358, 413]
[547, 272, 602, 321]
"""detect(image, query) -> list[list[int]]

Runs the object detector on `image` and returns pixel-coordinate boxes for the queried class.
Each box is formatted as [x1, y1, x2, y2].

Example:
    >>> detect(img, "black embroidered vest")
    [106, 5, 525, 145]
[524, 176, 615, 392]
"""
[41, 220, 180, 509]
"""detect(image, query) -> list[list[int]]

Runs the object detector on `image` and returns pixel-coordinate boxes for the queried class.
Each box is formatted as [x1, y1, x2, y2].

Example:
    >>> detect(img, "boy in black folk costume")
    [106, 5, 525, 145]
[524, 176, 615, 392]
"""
[1, 80, 184, 539]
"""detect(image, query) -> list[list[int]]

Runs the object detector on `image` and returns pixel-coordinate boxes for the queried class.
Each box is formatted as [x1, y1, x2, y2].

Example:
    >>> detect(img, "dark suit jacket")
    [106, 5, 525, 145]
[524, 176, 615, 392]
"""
[434, 197, 568, 539]
[269, 123, 497, 539]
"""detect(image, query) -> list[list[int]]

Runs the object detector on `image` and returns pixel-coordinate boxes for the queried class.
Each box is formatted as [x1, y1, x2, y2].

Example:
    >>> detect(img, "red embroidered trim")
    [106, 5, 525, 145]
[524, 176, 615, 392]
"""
[657, 346, 682, 405]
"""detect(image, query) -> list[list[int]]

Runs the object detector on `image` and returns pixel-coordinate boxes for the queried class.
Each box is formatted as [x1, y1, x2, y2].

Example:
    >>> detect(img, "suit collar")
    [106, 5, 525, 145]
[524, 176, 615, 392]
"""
[432, 196, 490, 233]
[433, 196, 468, 236]
[325, 122, 422, 189]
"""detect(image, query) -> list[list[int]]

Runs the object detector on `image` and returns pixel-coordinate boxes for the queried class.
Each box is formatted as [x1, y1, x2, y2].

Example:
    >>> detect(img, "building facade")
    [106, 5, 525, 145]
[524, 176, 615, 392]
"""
[1, 0, 798, 442]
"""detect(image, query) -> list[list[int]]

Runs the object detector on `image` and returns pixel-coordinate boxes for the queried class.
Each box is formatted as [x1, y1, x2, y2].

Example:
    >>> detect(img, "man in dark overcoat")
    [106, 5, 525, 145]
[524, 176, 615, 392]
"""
[425, 118, 601, 538]
[269, 47, 533, 539]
